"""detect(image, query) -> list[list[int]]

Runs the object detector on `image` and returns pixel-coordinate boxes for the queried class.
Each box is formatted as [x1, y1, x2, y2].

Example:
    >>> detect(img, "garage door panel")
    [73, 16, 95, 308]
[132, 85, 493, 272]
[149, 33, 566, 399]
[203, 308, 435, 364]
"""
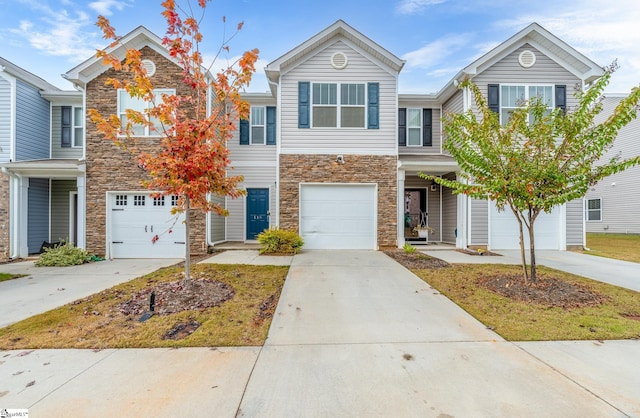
[489, 203, 561, 250]
[300, 185, 376, 250]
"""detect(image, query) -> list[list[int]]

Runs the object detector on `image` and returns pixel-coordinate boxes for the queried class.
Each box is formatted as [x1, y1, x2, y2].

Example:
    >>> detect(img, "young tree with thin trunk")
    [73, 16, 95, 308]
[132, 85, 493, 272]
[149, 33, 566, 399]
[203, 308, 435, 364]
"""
[89, 0, 258, 283]
[423, 64, 639, 282]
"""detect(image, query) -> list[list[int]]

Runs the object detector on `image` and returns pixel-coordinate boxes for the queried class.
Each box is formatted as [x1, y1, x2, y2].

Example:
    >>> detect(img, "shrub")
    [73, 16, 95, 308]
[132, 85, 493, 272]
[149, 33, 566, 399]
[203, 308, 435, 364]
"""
[35, 242, 93, 267]
[403, 243, 417, 254]
[257, 228, 304, 255]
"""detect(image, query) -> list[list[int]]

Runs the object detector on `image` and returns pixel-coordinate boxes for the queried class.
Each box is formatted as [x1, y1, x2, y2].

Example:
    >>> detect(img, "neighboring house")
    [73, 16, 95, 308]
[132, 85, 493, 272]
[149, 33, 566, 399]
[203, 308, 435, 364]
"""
[0, 21, 613, 259]
[0, 57, 85, 260]
[585, 95, 640, 234]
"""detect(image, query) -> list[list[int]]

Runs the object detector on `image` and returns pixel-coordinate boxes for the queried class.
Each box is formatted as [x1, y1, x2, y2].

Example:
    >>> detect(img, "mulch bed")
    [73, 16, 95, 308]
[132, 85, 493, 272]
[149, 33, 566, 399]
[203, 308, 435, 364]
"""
[383, 249, 450, 270]
[478, 273, 606, 309]
[118, 278, 235, 316]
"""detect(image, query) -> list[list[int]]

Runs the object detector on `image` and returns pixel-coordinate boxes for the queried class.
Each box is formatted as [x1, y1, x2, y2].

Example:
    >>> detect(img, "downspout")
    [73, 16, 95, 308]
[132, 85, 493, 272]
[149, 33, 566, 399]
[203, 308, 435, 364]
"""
[270, 78, 281, 230]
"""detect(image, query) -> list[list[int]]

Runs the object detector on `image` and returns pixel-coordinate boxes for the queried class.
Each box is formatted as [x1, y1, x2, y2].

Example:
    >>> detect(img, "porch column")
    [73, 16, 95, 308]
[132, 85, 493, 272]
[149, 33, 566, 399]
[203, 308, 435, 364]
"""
[18, 176, 29, 258]
[455, 172, 467, 249]
[397, 169, 405, 248]
[76, 175, 86, 250]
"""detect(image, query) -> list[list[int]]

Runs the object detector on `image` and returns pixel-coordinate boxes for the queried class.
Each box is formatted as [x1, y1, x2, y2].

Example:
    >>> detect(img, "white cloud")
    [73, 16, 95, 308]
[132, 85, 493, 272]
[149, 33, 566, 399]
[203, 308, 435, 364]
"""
[396, 0, 447, 14]
[89, 0, 128, 16]
[401, 33, 472, 69]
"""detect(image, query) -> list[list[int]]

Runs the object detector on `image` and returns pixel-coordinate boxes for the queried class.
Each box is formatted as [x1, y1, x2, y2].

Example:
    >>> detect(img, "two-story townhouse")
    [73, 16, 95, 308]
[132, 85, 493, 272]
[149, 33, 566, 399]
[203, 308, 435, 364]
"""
[585, 94, 640, 234]
[0, 57, 85, 261]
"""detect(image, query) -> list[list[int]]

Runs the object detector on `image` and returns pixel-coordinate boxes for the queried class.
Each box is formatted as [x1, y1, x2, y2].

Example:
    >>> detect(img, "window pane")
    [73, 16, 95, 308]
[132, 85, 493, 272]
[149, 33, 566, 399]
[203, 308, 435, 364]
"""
[341, 84, 364, 105]
[341, 107, 364, 128]
[73, 107, 83, 127]
[252, 127, 265, 144]
[121, 114, 145, 136]
[313, 83, 336, 105]
[313, 107, 337, 127]
[74, 127, 83, 147]
[119, 91, 145, 112]
[588, 199, 601, 210]
[529, 86, 552, 107]
[501, 85, 525, 107]
[408, 128, 421, 146]
[251, 107, 265, 125]
[407, 109, 421, 127]
[588, 211, 601, 221]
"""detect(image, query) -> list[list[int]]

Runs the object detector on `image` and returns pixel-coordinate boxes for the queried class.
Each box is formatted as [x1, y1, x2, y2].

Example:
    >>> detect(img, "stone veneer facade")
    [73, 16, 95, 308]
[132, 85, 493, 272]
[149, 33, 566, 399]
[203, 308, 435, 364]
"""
[0, 174, 10, 261]
[85, 46, 206, 257]
[279, 154, 397, 248]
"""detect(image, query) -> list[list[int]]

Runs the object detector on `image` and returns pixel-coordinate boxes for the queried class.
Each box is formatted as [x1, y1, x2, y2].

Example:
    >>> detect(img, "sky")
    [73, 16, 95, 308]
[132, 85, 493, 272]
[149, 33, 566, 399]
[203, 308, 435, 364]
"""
[1, 0, 639, 94]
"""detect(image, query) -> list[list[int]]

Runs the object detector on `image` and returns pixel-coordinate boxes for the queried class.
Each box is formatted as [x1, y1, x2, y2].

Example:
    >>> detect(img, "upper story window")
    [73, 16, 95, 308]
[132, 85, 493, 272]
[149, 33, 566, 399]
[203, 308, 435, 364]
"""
[500, 85, 553, 125]
[250, 106, 266, 144]
[311, 82, 365, 128]
[118, 89, 175, 136]
[407, 109, 422, 146]
[398, 108, 432, 147]
[61, 106, 83, 148]
[586, 198, 602, 221]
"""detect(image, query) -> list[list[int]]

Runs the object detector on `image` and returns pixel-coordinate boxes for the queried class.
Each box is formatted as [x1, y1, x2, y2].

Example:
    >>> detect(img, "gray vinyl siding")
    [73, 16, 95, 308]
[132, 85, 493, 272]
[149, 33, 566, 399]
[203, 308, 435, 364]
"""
[28, 178, 50, 253]
[280, 40, 397, 155]
[15, 80, 50, 161]
[0, 75, 11, 163]
[472, 44, 581, 113]
[209, 195, 226, 243]
[565, 199, 584, 246]
[227, 97, 277, 164]
[442, 183, 457, 243]
[470, 198, 488, 245]
[442, 89, 464, 115]
[226, 166, 277, 241]
[397, 104, 441, 154]
[50, 180, 76, 243]
[585, 96, 640, 234]
[51, 106, 83, 159]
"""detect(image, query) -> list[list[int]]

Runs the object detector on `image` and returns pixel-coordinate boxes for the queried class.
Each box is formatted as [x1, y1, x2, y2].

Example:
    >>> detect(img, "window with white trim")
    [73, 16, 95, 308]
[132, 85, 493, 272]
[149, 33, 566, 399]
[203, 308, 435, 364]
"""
[407, 108, 422, 146]
[311, 82, 365, 128]
[500, 85, 553, 125]
[73, 107, 83, 147]
[586, 198, 602, 221]
[250, 106, 265, 144]
[118, 89, 175, 136]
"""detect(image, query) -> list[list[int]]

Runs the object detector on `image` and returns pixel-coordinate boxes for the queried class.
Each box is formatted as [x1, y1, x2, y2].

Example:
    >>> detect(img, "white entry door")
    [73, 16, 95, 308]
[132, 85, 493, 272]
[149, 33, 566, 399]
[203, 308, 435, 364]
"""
[110, 193, 186, 258]
[300, 184, 376, 250]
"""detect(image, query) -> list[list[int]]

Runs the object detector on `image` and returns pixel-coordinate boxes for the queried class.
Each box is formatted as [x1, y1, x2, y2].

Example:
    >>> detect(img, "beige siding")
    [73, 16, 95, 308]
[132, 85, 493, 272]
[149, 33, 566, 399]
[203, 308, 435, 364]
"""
[51, 180, 76, 242]
[442, 89, 464, 115]
[280, 41, 397, 155]
[566, 199, 584, 246]
[472, 44, 582, 112]
[51, 106, 83, 159]
[226, 166, 277, 241]
[442, 185, 457, 243]
[470, 198, 488, 245]
[586, 96, 640, 234]
[209, 195, 226, 243]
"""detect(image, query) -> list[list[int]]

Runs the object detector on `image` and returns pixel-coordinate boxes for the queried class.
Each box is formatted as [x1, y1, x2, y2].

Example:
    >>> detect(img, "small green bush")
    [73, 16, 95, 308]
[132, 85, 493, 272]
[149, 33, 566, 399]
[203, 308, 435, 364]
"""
[35, 242, 93, 267]
[257, 228, 304, 255]
[403, 243, 417, 253]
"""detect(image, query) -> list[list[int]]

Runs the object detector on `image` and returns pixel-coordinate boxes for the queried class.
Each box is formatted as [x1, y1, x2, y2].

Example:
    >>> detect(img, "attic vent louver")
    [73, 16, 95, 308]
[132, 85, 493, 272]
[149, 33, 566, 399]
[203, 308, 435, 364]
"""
[331, 52, 348, 70]
[141, 59, 156, 76]
[518, 50, 536, 68]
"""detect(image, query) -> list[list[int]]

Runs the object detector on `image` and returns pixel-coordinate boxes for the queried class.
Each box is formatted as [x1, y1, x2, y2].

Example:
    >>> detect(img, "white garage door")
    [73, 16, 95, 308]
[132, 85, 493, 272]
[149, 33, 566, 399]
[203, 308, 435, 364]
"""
[489, 202, 562, 250]
[110, 193, 186, 258]
[300, 184, 376, 250]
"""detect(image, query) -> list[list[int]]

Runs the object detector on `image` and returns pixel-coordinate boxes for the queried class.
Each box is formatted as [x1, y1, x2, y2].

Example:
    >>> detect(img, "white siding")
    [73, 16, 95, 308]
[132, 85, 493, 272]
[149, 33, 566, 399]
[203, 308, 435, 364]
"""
[470, 198, 488, 245]
[586, 96, 640, 234]
[0, 75, 11, 163]
[280, 40, 397, 155]
[565, 199, 584, 245]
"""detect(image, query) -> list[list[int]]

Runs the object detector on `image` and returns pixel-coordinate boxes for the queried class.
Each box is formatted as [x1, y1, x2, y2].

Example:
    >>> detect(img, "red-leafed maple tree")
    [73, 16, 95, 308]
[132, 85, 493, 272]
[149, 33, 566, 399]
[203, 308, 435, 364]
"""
[89, 0, 258, 282]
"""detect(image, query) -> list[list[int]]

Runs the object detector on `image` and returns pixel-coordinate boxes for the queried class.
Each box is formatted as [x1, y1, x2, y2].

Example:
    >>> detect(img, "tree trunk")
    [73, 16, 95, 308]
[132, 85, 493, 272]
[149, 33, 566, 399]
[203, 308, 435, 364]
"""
[510, 205, 529, 282]
[184, 195, 191, 286]
[528, 209, 538, 282]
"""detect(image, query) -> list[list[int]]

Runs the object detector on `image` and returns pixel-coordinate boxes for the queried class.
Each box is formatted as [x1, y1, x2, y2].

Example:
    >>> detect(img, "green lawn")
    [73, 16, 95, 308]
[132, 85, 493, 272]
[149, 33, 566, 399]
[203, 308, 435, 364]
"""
[580, 233, 640, 263]
[0, 272, 27, 283]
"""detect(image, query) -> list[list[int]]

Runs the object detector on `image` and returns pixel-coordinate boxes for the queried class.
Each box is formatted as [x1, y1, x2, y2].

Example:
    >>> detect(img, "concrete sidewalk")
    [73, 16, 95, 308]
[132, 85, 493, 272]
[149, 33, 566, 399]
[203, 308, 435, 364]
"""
[0, 258, 181, 328]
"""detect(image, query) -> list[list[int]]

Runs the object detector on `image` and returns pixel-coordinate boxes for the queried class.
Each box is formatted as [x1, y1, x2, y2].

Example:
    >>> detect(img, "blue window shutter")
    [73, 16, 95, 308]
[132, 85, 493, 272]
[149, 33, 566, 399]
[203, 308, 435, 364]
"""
[239, 119, 249, 145]
[398, 108, 406, 146]
[298, 81, 310, 128]
[367, 82, 379, 129]
[266, 106, 276, 145]
[422, 108, 432, 147]
[488, 84, 499, 114]
[61, 106, 71, 148]
[555, 85, 566, 113]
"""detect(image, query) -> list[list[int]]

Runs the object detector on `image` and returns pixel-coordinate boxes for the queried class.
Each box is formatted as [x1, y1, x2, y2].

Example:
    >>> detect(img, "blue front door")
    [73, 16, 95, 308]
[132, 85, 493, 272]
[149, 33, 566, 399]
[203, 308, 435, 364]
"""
[246, 188, 269, 240]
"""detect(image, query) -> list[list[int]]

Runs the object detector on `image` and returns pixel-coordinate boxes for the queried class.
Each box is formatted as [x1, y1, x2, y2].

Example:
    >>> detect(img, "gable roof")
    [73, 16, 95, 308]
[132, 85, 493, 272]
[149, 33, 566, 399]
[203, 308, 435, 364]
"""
[0, 56, 60, 91]
[265, 20, 405, 95]
[436, 22, 605, 100]
[63, 26, 179, 87]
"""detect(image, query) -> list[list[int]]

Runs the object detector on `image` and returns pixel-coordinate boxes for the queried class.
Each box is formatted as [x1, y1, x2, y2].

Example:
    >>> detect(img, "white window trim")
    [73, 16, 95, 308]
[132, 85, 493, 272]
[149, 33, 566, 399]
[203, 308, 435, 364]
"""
[72, 106, 83, 148]
[250, 106, 266, 145]
[585, 197, 602, 222]
[499, 83, 554, 125]
[406, 108, 422, 147]
[310, 82, 367, 129]
[117, 88, 175, 137]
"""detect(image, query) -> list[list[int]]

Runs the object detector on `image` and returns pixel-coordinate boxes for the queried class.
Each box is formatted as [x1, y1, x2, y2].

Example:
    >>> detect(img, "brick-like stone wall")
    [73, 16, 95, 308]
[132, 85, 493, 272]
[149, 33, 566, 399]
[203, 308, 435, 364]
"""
[0, 173, 10, 261]
[279, 154, 397, 247]
[85, 46, 206, 257]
